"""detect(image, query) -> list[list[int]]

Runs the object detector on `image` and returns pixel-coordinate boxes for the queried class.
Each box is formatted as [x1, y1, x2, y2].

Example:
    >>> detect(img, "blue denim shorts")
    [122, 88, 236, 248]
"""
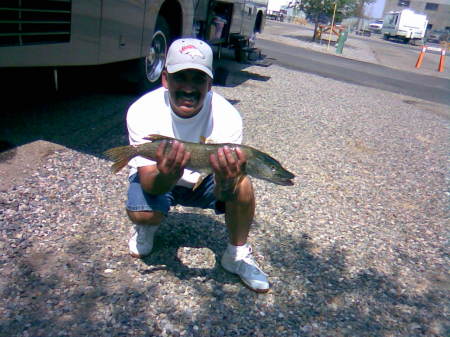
[126, 173, 225, 215]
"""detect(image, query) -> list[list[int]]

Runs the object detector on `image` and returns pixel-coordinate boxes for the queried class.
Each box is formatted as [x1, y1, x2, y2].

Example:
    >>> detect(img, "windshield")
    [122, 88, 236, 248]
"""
[385, 14, 397, 25]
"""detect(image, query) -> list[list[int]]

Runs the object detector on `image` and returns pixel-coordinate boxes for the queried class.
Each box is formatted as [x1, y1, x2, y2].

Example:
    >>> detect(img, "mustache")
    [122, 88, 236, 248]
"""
[175, 91, 200, 101]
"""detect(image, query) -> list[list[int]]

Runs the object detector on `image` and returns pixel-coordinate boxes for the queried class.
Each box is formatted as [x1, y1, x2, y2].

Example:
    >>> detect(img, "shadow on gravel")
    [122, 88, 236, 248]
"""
[139, 212, 240, 284]
[260, 233, 447, 335]
[214, 66, 271, 87]
[0, 66, 136, 158]
[179, 231, 448, 336]
[0, 143, 16, 162]
[1, 211, 447, 336]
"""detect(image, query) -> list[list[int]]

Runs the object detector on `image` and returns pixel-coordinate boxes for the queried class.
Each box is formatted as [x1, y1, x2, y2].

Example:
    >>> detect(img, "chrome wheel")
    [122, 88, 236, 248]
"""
[145, 30, 167, 83]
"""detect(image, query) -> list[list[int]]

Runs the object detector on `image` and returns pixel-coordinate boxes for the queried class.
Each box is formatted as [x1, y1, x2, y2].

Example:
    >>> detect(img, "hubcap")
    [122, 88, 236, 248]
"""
[145, 31, 167, 83]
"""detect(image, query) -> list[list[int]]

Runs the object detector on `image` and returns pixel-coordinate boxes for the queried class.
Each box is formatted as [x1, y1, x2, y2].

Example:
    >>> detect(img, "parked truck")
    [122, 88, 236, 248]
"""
[0, 0, 267, 91]
[382, 9, 427, 44]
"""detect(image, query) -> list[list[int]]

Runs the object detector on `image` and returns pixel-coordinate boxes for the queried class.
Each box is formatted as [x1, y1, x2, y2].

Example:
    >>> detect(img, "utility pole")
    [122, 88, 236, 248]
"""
[327, 1, 337, 50]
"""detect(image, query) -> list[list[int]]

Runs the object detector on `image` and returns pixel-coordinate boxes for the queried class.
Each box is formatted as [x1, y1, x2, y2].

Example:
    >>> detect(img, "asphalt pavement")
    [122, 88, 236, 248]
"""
[256, 21, 450, 106]
[256, 38, 450, 106]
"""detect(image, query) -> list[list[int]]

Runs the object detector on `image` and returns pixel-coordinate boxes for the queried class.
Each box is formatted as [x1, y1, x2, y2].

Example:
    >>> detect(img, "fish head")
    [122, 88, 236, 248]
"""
[246, 151, 295, 186]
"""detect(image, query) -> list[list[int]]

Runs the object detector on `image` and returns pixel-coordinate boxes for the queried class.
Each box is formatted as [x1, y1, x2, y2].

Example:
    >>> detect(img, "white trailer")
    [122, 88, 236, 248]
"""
[0, 0, 267, 91]
[382, 9, 428, 44]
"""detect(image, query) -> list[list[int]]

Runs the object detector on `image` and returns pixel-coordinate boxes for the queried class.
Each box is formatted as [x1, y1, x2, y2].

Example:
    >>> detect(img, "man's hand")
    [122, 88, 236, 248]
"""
[139, 140, 190, 195]
[209, 146, 247, 201]
[156, 140, 191, 181]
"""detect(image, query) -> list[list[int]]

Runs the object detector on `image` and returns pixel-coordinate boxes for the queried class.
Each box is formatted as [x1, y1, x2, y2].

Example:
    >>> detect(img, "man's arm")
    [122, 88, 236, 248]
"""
[139, 141, 191, 195]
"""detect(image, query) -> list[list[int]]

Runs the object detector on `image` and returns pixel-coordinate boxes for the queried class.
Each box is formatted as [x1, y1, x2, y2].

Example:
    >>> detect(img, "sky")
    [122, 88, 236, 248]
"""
[365, 0, 386, 18]
[267, 0, 386, 19]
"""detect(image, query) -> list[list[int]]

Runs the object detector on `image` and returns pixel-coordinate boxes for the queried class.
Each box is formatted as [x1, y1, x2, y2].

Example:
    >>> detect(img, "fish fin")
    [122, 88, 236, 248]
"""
[144, 134, 175, 142]
[192, 173, 207, 191]
[200, 136, 217, 144]
[104, 145, 137, 173]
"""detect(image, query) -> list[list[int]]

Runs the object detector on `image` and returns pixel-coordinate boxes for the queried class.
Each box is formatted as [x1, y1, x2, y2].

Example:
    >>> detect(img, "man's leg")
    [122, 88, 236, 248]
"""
[127, 210, 164, 226]
[221, 177, 269, 293]
[126, 173, 171, 258]
[224, 176, 255, 246]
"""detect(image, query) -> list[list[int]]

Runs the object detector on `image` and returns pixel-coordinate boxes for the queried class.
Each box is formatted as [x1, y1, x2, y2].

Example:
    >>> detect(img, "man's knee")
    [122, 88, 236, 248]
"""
[236, 176, 255, 204]
[126, 209, 164, 225]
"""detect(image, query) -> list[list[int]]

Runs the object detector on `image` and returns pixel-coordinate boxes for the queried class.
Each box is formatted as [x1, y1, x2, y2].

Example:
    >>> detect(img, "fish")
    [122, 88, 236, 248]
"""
[104, 134, 295, 186]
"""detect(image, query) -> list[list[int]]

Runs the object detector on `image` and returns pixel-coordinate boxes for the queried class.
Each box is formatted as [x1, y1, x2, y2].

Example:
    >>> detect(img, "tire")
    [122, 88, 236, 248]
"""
[125, 17, 170, 93]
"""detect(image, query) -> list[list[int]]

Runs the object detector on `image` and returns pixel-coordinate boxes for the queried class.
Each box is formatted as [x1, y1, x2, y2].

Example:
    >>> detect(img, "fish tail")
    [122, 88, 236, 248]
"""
[104, 145, 138, 173]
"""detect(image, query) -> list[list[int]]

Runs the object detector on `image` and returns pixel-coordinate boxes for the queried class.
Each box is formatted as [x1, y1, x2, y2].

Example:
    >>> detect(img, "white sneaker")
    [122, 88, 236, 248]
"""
[221, 244, 269, 293]
[128, 225, 158, 258]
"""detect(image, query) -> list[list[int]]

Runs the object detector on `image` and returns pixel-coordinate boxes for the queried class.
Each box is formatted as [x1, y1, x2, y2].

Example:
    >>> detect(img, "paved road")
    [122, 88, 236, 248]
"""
[255, 38, 450, 106]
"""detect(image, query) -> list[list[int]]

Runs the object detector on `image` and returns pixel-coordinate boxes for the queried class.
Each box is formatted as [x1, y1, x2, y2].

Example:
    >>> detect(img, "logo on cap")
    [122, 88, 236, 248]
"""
[179, 45, 205, 60]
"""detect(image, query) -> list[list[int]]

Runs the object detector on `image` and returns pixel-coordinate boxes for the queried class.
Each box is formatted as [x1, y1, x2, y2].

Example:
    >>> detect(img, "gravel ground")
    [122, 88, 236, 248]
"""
[1, 35, 449, 337]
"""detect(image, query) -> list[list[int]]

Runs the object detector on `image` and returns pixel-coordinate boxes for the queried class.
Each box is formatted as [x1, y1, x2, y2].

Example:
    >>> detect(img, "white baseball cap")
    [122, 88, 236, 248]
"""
[165, 38, 214, 79]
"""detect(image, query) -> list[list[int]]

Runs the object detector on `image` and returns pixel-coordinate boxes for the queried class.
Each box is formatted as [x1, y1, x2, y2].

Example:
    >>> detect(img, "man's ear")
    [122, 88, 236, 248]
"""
[207, 77, 212, 91]
[162, 70, 169, 89]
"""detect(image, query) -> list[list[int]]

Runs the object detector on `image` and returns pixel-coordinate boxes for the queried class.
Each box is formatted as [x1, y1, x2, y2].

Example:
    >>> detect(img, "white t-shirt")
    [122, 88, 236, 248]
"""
[126, 87, 243, 188]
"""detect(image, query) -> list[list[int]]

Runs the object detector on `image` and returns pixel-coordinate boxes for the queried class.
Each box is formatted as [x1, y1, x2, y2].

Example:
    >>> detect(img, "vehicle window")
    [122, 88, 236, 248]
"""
[386, 15, 396, 25]
[425, 3, 439, 10]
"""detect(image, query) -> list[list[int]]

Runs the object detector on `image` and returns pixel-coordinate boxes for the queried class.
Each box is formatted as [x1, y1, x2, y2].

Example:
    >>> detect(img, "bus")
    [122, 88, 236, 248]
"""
[0, 0, 267, 91]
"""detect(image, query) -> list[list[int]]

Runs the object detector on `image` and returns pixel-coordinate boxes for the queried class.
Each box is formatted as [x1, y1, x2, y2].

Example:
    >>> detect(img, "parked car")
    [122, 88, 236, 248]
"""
[369, 19, 383, 33]
[426, 29, 448, 43]
[356, 28, 371, 37]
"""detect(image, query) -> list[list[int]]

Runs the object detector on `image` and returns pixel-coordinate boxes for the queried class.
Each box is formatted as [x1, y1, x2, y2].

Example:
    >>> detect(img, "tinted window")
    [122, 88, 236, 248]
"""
[425, 3, 439, 10]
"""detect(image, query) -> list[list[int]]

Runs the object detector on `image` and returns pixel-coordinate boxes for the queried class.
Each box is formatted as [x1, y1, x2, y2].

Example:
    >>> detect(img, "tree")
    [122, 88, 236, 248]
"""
[354, 0, 377, 31]
[300, 0, 374, 41]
